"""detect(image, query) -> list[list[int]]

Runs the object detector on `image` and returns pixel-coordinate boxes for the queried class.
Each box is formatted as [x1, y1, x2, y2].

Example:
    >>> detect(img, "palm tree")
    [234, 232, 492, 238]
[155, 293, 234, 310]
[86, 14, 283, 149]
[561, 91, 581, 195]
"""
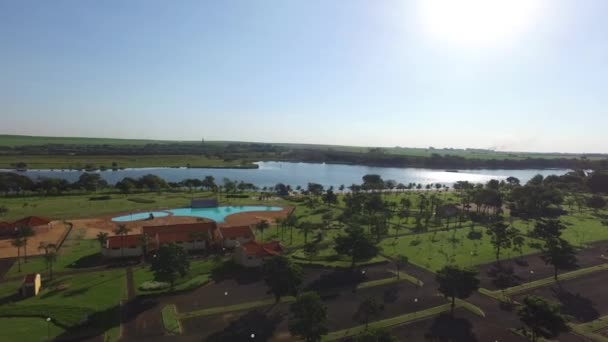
[11, 236, 25, 272]
[38, 242, 58, 280]
[113, 224, 131, 258]
[96, 232, 109, 249]
[274, 217, 285, 241]
[298, 221, 315, 244]
[256, 220, 270, 241]
[286, 215, 299, 245]
[138, 234, 151, 262]
[16, 226, 34, 263]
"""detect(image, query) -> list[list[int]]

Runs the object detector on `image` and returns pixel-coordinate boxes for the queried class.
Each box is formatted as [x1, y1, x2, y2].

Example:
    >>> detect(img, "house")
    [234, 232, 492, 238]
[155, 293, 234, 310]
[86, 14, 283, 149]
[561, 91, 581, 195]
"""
[219, 225, 255, 248]
[233, 240, 283, 267]
[0, 216, 53, 240]
[20, 273, 41, 297]
[102, 234, 144, 258]
[143, 222, 220, 249]
[101, 222, 220, 258]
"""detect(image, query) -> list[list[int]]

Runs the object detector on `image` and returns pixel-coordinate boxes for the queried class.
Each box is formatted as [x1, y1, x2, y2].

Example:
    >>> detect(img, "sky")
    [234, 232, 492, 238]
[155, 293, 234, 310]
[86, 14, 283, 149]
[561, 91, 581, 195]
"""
[1, 0, 607, 153]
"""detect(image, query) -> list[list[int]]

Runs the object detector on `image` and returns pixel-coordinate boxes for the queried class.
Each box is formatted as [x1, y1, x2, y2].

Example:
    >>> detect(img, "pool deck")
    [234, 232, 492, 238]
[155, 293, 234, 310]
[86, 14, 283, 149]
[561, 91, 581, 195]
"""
[69, 205, 295, 238]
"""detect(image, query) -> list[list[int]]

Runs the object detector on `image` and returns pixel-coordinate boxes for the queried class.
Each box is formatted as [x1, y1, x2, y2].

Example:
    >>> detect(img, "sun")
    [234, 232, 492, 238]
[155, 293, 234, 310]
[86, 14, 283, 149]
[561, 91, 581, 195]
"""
[418, 0, 546, 50]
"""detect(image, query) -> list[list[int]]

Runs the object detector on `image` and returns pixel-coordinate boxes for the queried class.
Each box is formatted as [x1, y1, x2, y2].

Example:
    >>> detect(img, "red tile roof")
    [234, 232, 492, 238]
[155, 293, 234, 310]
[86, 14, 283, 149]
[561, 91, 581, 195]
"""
[241, 241, 283, 257]
[156, 232, 207, 244]
[12, 216, 52, 227]
[107, 234, 142, 249]
[143, 222, 219, 242]
[0, 222, 10, 228]
[23, 273, 38, 284]
[220, 226, 255, 240]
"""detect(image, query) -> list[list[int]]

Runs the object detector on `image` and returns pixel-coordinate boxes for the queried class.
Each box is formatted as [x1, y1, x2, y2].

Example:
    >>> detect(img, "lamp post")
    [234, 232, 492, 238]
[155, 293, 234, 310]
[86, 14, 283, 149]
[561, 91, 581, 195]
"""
[46, 317, 51, 341]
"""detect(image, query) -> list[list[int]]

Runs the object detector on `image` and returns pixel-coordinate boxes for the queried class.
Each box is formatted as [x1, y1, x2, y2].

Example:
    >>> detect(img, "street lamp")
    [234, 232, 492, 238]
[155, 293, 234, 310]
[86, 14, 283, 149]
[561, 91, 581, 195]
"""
[46, 317, 51, 341]
[251, 333, 256, 339]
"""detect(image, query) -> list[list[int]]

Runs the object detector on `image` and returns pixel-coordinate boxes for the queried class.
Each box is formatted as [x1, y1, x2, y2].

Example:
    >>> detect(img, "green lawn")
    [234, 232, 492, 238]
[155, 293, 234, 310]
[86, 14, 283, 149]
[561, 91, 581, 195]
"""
[379, 224, 538, 271]
[161, 304, 182, 335]
[0, 269, 126, 341]
[0, 317, 65, 342]
[133, 257, 222, 295]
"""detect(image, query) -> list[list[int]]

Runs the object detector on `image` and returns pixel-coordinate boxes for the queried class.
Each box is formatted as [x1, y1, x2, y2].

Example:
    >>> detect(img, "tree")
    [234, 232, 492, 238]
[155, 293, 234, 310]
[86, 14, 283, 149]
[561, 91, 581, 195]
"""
[487, 221, 518, 264]
[262, 256, 303, 302]
[541, 238, 577, 281]
[256, 219, 270, 241]
[354, 298, 383, 330]
[11, 236, 25, 272]
[39, 242, 58, 280]
[531, 219, 566, 242]
[201, 175, 216, 191]
[587, 172, 608, 194]
[518, 296, 569, 342]
[150, 243, 190, 289]
[286, 214, 299, 245]
[303, 242, 319, 263]
[322, 190, 338, 207]
[113, 224, 131, 258]
[334, 227, 379, 267]
[355, 328, 398, 342]
[436, 266, 480, 315]
[15, 226, 35, 263]
[394, 255, 409, 280]
[288, 292, 328, 342]
[298, 221, 316, 244]
[96, 232, 109, 249]
[586, 195, 607, 212]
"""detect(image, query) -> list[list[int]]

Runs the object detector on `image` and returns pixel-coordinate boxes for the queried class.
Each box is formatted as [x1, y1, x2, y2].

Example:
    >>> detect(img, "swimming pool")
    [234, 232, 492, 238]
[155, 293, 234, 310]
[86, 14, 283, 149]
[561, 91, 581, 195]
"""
[111, 206, 283, 223]
[112, 211, 169, 222]
[167, 206, 283, 223]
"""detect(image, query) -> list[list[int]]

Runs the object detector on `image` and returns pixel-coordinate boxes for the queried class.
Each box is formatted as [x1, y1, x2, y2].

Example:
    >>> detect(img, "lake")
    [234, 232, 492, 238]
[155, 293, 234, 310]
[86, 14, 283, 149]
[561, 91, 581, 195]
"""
[2, 161, 570, 189]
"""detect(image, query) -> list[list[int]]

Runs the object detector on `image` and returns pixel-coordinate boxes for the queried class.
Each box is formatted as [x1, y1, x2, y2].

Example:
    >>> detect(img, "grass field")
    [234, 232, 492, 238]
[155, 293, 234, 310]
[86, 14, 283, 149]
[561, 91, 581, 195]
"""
[0, 154, 257, 169]
[0, 269, 126, 340]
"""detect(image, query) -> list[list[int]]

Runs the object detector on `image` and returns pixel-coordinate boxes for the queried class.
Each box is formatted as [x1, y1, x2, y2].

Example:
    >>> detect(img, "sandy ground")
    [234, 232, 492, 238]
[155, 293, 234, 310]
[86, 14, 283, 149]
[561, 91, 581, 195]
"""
[0, 221, 70, 258]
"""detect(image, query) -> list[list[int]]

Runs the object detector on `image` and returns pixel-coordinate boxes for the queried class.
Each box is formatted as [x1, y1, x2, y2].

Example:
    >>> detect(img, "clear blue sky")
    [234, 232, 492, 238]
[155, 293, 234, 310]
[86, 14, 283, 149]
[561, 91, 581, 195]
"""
[1, 0, 606, 153]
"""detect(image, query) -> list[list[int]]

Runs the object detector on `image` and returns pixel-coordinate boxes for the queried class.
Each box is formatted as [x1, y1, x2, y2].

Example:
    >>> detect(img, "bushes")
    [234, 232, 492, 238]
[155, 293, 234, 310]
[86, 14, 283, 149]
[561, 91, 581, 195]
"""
[226, 194, 249, 199]
[127, 197, 156, 204]
[139, 281, 170, 291]
[89, 195, 111, 201]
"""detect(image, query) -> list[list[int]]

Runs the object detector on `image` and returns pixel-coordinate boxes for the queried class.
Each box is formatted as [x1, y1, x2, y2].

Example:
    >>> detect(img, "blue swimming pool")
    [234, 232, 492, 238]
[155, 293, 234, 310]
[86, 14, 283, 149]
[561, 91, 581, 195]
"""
[112, 211, 169, 222]
[111, 206, 283, 223]
[167, 206, 283, 223]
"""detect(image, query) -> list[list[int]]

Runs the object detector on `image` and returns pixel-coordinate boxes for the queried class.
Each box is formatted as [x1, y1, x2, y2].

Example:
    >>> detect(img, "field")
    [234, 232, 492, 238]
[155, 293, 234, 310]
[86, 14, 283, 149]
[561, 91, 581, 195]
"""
[0, 154, 257, 169]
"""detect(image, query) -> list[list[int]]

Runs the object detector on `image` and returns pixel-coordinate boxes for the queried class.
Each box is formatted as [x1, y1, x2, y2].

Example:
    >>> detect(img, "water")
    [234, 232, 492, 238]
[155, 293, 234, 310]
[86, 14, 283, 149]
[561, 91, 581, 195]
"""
[111, 205, 283, 223]
[112, 211, 169, 222]
[2, 161, 569, 189]
[167, 206, 283, 223]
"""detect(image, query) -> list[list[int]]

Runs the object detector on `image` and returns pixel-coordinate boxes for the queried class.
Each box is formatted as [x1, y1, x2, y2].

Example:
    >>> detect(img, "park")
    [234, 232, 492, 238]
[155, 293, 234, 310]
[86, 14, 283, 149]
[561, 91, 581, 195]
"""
[0, 169, 607, 341]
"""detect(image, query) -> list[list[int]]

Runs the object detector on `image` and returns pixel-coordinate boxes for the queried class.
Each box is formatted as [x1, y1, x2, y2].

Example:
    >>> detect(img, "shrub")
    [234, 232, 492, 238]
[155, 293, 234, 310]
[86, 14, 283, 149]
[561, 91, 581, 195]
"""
[89, 195, 112, 201]
[127, 198, 156, 204]
[139, 281, 170, 291]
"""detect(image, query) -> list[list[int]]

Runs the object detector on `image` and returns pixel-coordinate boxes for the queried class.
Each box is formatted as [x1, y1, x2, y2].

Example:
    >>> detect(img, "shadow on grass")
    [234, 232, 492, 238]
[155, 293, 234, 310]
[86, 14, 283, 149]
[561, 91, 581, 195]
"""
[425, 313, 478, 342]
[67, 253, 104, 269]
[205, 309, 284, 342]
[211, 261, 262, 285]
[305, 269, 365, 293]
[553, 287, 599, 322]
[487, 264, 521, 289]
[54, 304, 122, 341]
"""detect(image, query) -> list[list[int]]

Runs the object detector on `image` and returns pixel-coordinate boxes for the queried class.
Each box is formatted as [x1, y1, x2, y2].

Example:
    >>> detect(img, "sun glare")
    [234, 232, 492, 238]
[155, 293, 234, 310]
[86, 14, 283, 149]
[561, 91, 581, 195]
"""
[418, 0, 546, 50]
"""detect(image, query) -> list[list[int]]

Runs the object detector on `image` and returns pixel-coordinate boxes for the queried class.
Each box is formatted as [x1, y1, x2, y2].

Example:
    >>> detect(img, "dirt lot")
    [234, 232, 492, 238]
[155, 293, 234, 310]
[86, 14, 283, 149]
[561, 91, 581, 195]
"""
[0, 221, 70, 258]
[478, 241, 608, 290]
[513, 269, 608, 323]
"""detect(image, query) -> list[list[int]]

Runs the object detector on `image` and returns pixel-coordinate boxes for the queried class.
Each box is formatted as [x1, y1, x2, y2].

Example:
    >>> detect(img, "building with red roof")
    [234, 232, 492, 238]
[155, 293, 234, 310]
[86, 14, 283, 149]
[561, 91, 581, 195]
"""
[234, 240, 283, 267]
[102, 222, 219, 258]
[0, 216, 53, 240]
[219, 225, 255, 248]
[20, 273, 41, 297]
